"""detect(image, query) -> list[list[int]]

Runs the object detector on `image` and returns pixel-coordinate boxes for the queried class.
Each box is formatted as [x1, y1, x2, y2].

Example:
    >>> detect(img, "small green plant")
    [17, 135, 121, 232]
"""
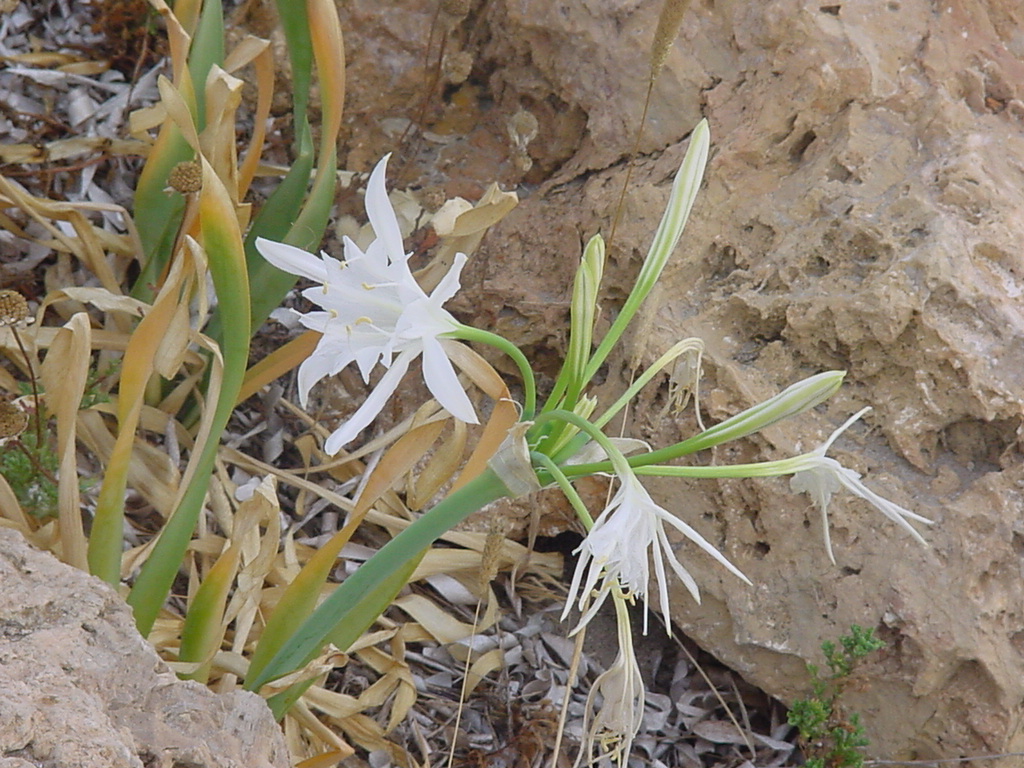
[0, 427, 59, 518]
[788, 625, 886, 768]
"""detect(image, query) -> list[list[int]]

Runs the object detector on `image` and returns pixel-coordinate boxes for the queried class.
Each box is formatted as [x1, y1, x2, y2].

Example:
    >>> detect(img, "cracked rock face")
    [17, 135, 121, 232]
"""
[422, 0, 1024, 762]
[0, 528, 288, 768]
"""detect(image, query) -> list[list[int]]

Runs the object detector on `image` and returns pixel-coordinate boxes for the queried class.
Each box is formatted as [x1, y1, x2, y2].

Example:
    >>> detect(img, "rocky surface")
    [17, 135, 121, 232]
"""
[0, 528, 288, 768]
[328, 0, 1024, 763]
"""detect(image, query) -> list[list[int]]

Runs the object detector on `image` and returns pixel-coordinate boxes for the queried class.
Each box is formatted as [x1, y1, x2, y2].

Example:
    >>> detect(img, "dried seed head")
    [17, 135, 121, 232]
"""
[0, 400, 28, 440]
[507, 109, 539, 149]
[478, 516, 510, 591]
[0, 290, 30, 326]
[650, 0, 693, 79]
[168, 161, 203, 194]
[440, 0, 471, 20]
[442, 50, 474, 85]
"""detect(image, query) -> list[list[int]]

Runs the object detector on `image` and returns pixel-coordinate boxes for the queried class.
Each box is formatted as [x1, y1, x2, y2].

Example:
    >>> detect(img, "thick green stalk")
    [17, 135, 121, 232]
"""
[245, 467, 512, 693]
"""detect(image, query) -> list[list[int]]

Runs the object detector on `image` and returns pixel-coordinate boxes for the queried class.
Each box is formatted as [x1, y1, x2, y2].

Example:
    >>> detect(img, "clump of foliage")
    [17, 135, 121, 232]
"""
[788, 625, 886, 768]
[1, 428, 59, 518]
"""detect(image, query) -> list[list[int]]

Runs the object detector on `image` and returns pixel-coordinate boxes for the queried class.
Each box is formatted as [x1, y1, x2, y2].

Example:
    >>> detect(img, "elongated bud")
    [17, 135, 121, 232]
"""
[678, 370, 846, 453]
[584, 120, 710, 381]
[635, 119, 709, 293]
[567, 234, 605, 377]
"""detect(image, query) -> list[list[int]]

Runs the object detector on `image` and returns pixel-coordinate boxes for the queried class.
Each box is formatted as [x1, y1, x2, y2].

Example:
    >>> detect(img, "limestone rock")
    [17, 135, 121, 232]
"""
[333, 0, 1024, 761]
[456, 0, 1024, 763]
[0, 528, 288, 768]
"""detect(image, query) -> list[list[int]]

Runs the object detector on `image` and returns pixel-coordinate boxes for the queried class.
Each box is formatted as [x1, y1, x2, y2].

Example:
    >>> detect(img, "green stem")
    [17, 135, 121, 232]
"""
[531, 409, 632, 479]
[245, 467, 512, 692]
[563, 452, 813, 481]
[531, 450, 594, 529]
[454, 325, 537, 419]
[582, 120, 709, 383]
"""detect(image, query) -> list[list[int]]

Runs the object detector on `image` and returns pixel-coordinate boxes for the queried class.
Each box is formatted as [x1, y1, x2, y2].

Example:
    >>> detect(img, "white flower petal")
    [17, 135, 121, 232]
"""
[790, 464, 842, 564]
[364, 155, 407, 263]
[322, 350, 415, 454]
[257, 156, 477, 454]
[655, 505, 750, 585]
[582, 593, 645, 764]
[296, 351, 338, 407]
[269, 307, 304, 330]
[566, 472, 747, 635]
[832, 463, 932, 543]
[421, 336, 478, 424]
[790, 416, 933, 561]
[430, 251, 468, 304]
[256, 237, 329, 282]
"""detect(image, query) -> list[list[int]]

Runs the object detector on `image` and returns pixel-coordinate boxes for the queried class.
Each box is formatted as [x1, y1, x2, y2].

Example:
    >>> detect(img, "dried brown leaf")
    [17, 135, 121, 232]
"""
[39, 312, 92, 570]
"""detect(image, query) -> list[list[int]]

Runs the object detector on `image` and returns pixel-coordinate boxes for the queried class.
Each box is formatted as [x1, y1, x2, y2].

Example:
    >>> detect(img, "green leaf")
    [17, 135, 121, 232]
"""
[246, 469, 510, 694]
[264, 557, 420, 720]
[178, 544, 240, 682]
[127, 160, 251, 636]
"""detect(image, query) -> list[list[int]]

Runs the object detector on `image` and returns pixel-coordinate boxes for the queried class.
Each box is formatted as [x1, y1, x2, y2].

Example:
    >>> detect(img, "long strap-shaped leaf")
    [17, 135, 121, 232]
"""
[243, 0, 346, 331]
[128, 153, 251, 635]
[245, 419, 446, 688]
[246, 468, 511, 695]
[39, 313, 92, 572]
[132, 0, 222, 300]
[89, 250, 195, 584]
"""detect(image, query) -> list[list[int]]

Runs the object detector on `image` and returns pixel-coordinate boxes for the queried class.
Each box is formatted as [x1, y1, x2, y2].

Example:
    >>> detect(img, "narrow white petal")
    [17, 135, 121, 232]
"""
[655, 524, 702, 604]
[649, 532, 671, 631]
[430, 252, 468, 304]
[791, 465, 841, 564]
[819, 406, 872, 453]
[322, 350, 414, 454]
[420, 335, 478, 424]
[821, 499, 836, 566]
[295, 333, 358, 406]
[834, 468, 933, 544]
[256, 237, 330, 281]
[296, 354, 336, 407]
[269, 307, 305, 330]
[573, 583, 611, 635]
[364, 155, 407, 263]
[561, 554, 590, 622]
[656, 507, 750, 584]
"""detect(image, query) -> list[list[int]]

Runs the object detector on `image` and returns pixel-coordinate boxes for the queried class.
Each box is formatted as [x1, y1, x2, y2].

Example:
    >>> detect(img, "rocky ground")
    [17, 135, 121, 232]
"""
[3, 0, 1024, 766]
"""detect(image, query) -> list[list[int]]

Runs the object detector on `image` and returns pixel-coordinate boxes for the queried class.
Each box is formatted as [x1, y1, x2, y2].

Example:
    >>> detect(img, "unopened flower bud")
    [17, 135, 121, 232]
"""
[679, 370, 846, 453]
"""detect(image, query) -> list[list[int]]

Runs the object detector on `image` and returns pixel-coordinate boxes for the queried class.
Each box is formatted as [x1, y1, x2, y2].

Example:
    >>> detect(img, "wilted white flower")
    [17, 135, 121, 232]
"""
[256, 155, 478, 454]
[790, 407, 933, 564]
[563, 469, 750, 634]
[581, 591, 645, 765]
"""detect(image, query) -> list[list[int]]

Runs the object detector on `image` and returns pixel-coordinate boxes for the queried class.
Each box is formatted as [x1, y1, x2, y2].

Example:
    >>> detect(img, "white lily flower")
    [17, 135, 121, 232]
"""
[563, 469, 750, 634]
[790, 407, 933, 564]
[256, 155, 478, 454]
